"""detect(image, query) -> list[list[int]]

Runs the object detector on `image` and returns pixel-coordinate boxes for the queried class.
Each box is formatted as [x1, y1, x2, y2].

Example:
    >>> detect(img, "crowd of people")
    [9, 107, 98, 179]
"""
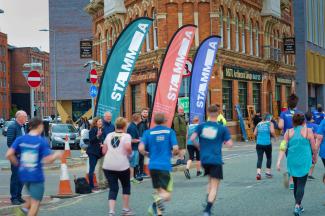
[4, 94, 325, 216]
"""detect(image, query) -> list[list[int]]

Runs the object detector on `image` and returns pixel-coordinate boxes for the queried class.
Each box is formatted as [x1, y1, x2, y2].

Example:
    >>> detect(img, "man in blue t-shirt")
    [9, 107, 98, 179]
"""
[6, 118, 62, 216]
[313, 104, 325, 125]
[316, 119, 325, 184]
[139, 112, 178, 216]
[190, 105, 233, 216]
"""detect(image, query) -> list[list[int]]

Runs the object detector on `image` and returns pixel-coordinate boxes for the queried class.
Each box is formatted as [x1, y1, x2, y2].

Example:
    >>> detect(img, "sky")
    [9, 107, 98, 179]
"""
[0, 0, 49, 52]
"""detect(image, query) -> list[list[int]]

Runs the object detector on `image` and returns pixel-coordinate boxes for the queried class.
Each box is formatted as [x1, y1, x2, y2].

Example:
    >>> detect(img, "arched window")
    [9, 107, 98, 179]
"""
[227, 11, 231, 50]
[153, 10, 158, 50]
[255, 24, 259, 57]
[235, 15, 239, 51]
[242, 18, 246, 54]
[249, 20, 253, 56]
[220, 9, 224, 48]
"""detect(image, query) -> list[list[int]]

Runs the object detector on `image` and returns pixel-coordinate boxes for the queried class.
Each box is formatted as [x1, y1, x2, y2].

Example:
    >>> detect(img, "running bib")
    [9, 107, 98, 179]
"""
[201, 127, 218, 140]
[21, 150, 38, 168]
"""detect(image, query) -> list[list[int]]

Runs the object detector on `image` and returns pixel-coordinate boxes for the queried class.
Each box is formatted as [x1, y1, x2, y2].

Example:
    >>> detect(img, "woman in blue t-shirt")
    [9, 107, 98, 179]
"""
[254, 113, 276, 180]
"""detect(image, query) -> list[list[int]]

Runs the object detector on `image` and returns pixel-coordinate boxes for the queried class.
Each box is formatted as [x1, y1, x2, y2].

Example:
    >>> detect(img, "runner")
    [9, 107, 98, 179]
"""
[190, 105, 233, 216]
[253, 113, 276, 180]
[305, 112, 319, 180]
[184, 116, 202, 179]
[102, 117, 134, 216]
[313, 104, 325, 125]
[278, 94, 301, 190]
[276, 113, 317, 216]
[139, 112, 179, 216]
[316, 118, 325, 184]
[6, 117, 63, 216]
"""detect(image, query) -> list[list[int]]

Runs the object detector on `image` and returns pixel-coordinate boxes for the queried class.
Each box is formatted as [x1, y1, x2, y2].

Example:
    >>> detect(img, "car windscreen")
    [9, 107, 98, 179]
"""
[4, 121, 14, 127]
[52, 124, 77, 133]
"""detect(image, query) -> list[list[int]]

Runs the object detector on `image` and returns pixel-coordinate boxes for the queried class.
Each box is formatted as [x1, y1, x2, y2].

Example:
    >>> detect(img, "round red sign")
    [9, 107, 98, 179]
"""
[90, 69, 98, 84]
[27, 70, 41, 88]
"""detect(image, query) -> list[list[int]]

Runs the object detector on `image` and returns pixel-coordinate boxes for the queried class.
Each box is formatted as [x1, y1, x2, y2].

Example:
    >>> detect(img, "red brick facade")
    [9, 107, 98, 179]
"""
[86, 0, 296, 137]
[0, 32, 10, 119]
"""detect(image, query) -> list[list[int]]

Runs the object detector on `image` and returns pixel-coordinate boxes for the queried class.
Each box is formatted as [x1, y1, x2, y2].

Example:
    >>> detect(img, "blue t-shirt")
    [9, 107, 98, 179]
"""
[127, 122, 140, 150]
[187, 124, 198, 145]
[280, 109, 301, 133]
[195, 121, 231, 165]
[307, 122, 319, 134]
[313, 111, 325, 125]
[256, 121, 271, 145]
[141, 125, 178, 171]
[11, 134, 51, 183]
[317, 119, 325, 159]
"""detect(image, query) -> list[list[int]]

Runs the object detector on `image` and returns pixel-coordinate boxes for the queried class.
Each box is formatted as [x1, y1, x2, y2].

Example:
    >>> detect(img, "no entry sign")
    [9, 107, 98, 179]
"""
[27, 70, 41, 88]
[90, 69, 98, 84]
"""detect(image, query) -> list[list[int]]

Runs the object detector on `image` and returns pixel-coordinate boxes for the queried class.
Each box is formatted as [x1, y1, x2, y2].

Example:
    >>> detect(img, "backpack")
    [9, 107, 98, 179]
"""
[79, 129, 90, 150]
[74, 177, 91, 194]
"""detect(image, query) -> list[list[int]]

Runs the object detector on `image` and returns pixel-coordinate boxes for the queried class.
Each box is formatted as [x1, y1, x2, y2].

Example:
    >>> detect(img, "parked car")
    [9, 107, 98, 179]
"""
[49, 123, 80, 150]
[2, 120, 15, 136]
[0, 118, 4, 128]
[43, 116, 52, 122]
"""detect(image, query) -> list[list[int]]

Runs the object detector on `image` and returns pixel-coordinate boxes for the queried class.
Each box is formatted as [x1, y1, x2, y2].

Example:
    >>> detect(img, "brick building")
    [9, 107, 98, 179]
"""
[9, 47, 54, 117]
[0, 32, 10, 119]
[86, 0, 296, 137]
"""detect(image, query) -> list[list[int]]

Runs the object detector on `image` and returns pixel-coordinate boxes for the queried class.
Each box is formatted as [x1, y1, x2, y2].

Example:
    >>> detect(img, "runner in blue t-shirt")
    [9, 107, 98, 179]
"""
[190, 105, 233, 216]
[305, 112, 319, 180]
[313, 104, 325, 125]
[316, 119, 325, 184]
[278, 93, 300, 190]
[6, 118, 62, 216]
[139, 112, 178, 216]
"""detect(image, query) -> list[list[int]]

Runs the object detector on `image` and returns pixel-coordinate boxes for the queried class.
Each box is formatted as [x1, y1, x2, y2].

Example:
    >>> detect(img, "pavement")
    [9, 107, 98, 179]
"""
[1, 130, 325, 215]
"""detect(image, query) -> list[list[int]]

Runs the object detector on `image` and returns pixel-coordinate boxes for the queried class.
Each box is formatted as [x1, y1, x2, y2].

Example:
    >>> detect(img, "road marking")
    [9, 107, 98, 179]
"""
[45, 198, 82, 211]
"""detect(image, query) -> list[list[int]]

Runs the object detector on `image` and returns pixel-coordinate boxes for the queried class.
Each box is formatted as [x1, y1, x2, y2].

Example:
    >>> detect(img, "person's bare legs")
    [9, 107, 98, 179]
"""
[308, 165, 315, 177]
[196, 161, 201, 173]
[155, 188, 171, 215]
[204, 177, 220, 214]
[108, 200, 116, 214]
[178, 149, 186, 161]
[130, 167, 134, 179]
[27, 199, 40, 216]
[186, 159, 192, 170]
[23, 197, 31, 211]
[122, 195, 130, 209]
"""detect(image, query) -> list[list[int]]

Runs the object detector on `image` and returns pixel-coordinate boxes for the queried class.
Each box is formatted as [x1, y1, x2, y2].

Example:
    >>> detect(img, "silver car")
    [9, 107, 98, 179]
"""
[2, 121, 15, 136]
[49, 123, 80, 150]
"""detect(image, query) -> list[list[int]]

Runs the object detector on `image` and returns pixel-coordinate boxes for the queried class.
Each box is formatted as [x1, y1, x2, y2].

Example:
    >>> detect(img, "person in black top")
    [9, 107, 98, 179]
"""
[137, 108, 149, 178]
[253, 112, 262, 128]
[87, 117, 104, 191]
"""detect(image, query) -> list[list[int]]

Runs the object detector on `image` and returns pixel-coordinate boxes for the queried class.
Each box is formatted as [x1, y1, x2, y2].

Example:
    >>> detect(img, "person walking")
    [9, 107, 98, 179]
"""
[139, 112, 179, 216]
[253, 113, 276, 180]
[190, 105, 233, 216]
[316, 118, 325, 184]
[87, 117, 104, 191]
[184, 116, 202, 179]
[305, 112, 319, 180]
[277, 113, 317, 216]
[102, 117, 134, 216]
[97, 111, 115, 188]
[313, 104, 324, 125]
[6, 117, 63, 216]
[7, 110, 27, 205]
[127, 113, 142, 184]
[137, 108, 149, 178]
[173, 106, 187, 165]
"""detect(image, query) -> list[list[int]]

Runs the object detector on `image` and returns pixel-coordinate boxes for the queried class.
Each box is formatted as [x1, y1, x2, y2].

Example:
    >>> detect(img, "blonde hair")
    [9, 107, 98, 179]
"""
[115, 117, 127, 130]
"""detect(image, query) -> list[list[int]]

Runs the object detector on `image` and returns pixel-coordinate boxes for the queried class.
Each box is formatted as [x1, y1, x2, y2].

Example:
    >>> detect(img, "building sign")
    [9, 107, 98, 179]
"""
[283, 37, 295, 54]
[223, 66, 262, 82]
[276, 76, 292, 85]
[80, 40, 93, 58]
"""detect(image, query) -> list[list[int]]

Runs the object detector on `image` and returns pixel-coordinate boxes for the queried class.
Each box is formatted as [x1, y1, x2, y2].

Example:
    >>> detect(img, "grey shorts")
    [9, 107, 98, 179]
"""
[25, 182, 45, 201]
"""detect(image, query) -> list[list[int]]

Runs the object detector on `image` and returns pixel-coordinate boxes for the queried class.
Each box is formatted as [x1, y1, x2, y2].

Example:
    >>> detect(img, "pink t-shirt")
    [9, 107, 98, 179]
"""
[102, 132, 131, 171]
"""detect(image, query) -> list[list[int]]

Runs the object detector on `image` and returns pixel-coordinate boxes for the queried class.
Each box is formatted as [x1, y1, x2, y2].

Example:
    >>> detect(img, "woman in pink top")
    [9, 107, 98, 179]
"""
[102, 117, 134, 216]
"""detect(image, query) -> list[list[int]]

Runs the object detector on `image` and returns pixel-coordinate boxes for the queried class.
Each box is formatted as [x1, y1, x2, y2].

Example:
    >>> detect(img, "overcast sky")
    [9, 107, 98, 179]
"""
[0, 0, 49, 52]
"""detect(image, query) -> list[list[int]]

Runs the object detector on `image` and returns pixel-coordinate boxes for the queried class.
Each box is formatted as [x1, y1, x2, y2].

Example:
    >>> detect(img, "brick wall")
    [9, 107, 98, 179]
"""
[0, 32, 10, 119]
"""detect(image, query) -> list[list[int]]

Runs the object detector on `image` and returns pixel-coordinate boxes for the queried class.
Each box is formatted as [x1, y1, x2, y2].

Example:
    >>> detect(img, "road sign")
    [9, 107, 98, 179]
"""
[178, 97, 189, 113]
[90, 69, 98, 84]
[183, 59, 192, 77]
[27, 70, 41, 88]
[89, 85, 98, 98]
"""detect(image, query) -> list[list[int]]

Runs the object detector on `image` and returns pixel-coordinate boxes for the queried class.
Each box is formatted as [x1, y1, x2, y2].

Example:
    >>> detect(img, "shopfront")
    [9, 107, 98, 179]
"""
[275, 76, 293, 112]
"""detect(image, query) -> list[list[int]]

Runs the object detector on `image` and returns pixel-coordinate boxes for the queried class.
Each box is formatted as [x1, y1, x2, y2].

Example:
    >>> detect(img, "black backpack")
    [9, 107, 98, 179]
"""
[74, 177, 91, 194]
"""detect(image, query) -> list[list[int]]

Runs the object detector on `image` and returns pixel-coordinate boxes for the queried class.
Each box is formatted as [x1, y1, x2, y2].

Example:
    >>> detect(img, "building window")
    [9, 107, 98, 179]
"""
[227, 13, 231, 50]
[222, 80, 233, 120]
[249, 21, 253, 56]
[153, 10, 158, 50]
[220, 10, 223, 48]
[131, 84, 141, 113]
[255, 26, 259, 57]
[235, 17, 239, 51]
[285, 85, 291, 98]
[147, 82, 156, 110]
[242, 21, 246, 54]
[253, 83, 261, 113]
[238, 81, 248, 118]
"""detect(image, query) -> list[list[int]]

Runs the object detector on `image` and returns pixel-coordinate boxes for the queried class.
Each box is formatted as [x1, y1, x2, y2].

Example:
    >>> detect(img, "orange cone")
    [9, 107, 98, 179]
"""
[63, 135, 71, 158]
[144, 156, 150, 177]
[85, 158, 98, 187]
[55, 156, 75, 198]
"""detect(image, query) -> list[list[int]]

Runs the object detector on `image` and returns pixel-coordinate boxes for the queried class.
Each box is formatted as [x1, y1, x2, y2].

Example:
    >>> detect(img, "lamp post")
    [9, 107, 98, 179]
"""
[39, 28, 57, 121]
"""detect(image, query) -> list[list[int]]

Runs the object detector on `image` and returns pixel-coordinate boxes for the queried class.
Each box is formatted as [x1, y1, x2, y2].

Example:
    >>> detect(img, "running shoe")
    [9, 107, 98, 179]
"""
[308, 175, 315, 180]
[203, 211, 211, 216]
[299, 206, 304, 212]
[283, 172, 289, 188]
[197, 171, 204, 177]
[181, 159, 187, 165]
[108, 212, 115, 216]
[122, 209, 135, 216]
[184, 169, 191, 179]
[14, 207, 27, 216]
[265, 173, 273, 178]
[153, 194, 165, 214]
[289, 183, 294, 190]
[294, 207, 302, 216]
[131, 178, 141, 184]
[256, 174, 261, 180]
[148, 203, 158, 216]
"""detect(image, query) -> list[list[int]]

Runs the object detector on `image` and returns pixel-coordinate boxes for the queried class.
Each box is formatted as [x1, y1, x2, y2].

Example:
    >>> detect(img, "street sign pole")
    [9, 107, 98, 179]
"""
[31, 88, 35, 118]
[91, 96, 94, 119]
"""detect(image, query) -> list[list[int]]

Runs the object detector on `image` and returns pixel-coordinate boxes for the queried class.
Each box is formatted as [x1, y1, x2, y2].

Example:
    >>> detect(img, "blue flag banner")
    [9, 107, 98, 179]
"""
[95, 17, 153, 121]
[189, 36, 221, 123]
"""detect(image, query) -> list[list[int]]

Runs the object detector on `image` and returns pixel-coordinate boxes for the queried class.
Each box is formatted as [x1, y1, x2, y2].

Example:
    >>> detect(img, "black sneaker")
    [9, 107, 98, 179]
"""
[184, 169, 191, 179]
[18, 198, 26, 204]
[11, 199, 22, 205]
[308, 175, 315, 180]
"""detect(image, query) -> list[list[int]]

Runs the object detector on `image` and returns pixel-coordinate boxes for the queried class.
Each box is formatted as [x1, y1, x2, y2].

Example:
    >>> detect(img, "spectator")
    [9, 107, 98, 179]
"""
[313, 104, 325, 125]
[137, 108, 149, 178]
[173, 106, 187, 165]
[253, 112, 262, 128]
[6, 110, 28, 205]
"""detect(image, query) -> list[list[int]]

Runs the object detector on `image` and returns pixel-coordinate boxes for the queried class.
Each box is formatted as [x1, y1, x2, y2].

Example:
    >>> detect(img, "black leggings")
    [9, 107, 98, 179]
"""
[293, 175, 308, 205]
[256, 145, 272, 169]
[103, 169, 130, 200]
